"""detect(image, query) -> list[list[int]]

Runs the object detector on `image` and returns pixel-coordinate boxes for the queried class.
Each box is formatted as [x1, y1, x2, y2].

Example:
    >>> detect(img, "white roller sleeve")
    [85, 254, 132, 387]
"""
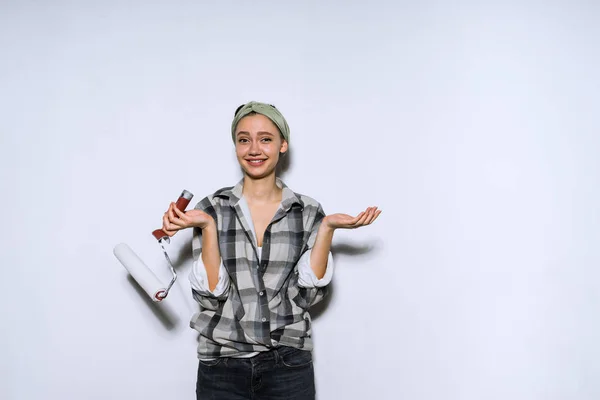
[113, 243, 166, 302]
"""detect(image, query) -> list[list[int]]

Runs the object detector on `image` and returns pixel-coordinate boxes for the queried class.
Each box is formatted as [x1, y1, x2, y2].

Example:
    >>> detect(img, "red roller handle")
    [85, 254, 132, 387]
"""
[152, 189, 194, 241]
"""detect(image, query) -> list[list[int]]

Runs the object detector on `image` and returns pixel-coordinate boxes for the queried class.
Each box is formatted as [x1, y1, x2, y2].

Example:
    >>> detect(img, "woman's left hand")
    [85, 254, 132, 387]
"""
[323, 206, 382, 230]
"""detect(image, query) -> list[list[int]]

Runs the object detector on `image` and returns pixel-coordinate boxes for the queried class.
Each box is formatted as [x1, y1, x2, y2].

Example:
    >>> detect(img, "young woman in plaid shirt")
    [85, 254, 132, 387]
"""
[161, 101, 381, 400]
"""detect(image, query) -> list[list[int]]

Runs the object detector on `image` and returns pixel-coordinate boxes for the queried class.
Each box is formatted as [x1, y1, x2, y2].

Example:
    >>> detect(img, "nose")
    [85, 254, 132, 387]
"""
[249, 139, 261, 155]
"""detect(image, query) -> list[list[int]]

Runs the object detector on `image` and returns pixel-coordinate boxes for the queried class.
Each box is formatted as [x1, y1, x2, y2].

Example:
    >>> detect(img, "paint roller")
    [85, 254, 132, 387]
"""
[113, 190, 194, 302]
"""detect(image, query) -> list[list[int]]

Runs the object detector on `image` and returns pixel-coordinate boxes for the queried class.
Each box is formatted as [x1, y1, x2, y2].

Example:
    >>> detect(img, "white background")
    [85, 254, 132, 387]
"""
[1, 1, 599, 399]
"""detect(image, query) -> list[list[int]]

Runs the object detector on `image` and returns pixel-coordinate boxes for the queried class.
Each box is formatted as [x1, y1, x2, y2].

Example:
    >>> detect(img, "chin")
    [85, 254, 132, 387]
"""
[243, 166, 276, 179]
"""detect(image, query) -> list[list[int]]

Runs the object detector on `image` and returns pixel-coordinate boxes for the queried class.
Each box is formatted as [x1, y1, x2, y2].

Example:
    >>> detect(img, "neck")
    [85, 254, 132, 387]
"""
[242, 174, 282, 204]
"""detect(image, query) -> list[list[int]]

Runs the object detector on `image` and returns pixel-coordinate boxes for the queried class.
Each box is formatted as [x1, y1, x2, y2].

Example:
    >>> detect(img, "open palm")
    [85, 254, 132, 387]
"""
[324, 207, 381, 230]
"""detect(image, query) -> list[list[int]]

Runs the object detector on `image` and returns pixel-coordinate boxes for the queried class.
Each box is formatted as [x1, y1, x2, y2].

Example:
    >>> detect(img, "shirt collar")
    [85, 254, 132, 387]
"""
[218, 178, 304, 212]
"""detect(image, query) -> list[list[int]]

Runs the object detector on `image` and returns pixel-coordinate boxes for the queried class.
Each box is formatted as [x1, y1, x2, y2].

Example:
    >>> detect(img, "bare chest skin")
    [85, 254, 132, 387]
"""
[247, 200, 281, 247]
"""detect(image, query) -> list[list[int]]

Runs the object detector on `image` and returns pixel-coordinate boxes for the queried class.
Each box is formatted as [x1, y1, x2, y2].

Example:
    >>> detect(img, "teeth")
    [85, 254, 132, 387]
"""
[249, 160, 264, 163]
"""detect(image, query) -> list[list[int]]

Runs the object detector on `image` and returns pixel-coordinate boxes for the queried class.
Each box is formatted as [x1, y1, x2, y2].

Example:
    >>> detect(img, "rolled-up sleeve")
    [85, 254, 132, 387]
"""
[295, 203, 333, 307]
[297, 249, 334, 288]
[189, 257, 230, 297]
[188, 197, 230, 310]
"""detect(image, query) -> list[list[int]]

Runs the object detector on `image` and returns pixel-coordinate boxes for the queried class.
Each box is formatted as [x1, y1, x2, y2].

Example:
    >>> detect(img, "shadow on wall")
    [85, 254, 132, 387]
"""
[310, 240, 380, 320]
[174, 237, 194, 268]
[276, 147, 292, 176]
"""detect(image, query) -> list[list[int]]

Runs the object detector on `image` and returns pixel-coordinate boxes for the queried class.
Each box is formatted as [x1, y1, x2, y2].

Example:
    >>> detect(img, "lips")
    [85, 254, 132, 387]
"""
[246, 159, 266, 166]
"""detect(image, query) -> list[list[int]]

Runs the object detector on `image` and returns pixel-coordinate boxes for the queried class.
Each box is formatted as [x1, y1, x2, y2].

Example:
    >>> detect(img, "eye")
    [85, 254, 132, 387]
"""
[261, 138, 272, 142]
[238, 138, 249, 143]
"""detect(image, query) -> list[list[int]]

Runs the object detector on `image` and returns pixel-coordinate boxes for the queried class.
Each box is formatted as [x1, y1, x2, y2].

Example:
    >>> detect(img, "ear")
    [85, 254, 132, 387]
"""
[279, 139, 288, 154]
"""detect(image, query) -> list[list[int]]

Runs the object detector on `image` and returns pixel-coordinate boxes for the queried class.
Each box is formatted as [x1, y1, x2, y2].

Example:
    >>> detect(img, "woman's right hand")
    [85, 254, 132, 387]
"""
[162, 202, 215, 237]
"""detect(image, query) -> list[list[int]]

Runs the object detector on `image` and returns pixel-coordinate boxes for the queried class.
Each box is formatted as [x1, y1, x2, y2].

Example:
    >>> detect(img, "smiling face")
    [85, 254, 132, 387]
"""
[234, 114, 288, 179]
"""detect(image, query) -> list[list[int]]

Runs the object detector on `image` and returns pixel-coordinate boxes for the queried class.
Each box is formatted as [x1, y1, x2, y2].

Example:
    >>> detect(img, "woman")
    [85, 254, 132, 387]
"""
[161, 101, 381, 400]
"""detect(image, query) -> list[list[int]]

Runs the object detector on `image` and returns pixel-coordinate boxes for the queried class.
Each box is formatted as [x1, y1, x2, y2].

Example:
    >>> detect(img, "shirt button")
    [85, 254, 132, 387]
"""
[261, 317, 267, 322]
[259, 291, 264, 296]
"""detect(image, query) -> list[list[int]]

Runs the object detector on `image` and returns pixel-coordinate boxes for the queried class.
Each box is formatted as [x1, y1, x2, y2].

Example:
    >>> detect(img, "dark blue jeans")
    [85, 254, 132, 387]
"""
[196, 346, 315, 400]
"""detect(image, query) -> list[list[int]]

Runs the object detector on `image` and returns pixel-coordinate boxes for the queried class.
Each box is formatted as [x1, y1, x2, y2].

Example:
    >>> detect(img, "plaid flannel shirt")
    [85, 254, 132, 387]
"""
[189, 178, 330, 359]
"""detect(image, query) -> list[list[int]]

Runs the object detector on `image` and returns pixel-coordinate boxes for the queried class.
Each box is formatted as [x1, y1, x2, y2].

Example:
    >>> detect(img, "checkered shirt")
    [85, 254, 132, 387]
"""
[189, 179, 329, 358]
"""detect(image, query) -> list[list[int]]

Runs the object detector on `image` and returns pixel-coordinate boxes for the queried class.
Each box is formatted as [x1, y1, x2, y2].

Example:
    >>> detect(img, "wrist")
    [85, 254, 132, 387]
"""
[320, 218, 335, 235]
[201, 221, 217, 232]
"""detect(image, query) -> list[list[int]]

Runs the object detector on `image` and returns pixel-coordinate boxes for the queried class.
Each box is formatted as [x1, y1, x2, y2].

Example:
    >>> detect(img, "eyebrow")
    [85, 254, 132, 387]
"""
[236, 131, 276, 136]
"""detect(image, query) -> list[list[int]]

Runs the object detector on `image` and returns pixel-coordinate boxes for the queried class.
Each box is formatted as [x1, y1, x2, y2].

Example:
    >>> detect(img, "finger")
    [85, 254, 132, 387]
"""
[163, 212, 171, 228]
[363, 207, 379, 225]
[162, 216, 176, 232]
[372, 209, 382, 222]
[361, 207, 377, 225]
[168, 203, 186, 226]
[356, 207, 378, 227]
[163, 221, 174, 232]
[165, 219, 184, 233]
[351, 208, 371, 227]
[344, 211, 365, 226]
[163, 210, 182, 231]
[173, 205, 185, 218]
[350, 211, 366, 224]
[164, 228, 176, 237]
[171, 207, 190, 228]
[166, 203, 177, 221]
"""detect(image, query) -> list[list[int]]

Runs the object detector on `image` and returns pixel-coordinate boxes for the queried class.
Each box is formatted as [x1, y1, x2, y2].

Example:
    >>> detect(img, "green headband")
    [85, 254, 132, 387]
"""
[231, 101, 290, 144]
